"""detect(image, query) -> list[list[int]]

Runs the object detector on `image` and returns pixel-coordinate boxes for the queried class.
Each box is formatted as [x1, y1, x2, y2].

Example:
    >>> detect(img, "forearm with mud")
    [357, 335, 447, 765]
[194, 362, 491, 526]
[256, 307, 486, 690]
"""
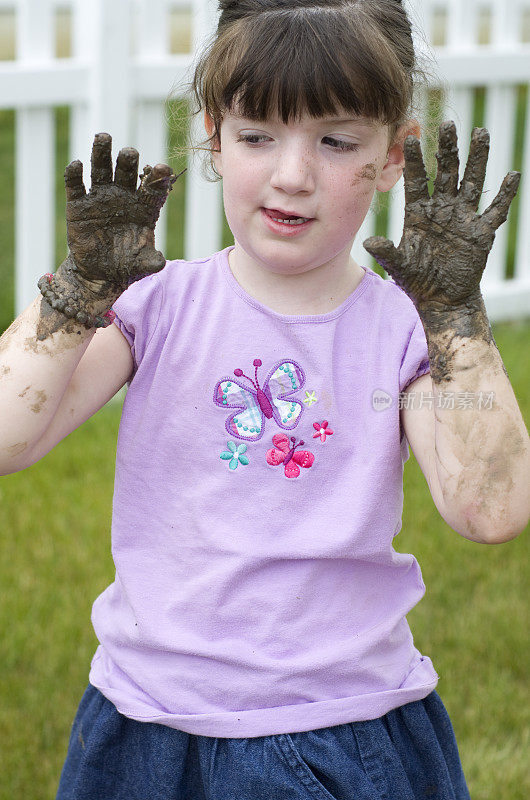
[0, 291, 98, 474]
[419, 298, 530, 542]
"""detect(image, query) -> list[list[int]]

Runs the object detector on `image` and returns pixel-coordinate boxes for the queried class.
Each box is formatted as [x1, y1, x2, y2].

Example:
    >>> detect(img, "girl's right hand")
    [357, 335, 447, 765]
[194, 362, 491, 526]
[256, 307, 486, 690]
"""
[62, 132, 183, 300]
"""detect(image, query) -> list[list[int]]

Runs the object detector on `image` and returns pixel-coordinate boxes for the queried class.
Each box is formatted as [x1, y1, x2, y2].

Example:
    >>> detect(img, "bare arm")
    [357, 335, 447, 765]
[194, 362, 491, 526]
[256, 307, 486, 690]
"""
[0, 303, 132, 474]
[400, 370, 529, 544]
[365, 122, 530, 544]
[0, 132, 181, 475]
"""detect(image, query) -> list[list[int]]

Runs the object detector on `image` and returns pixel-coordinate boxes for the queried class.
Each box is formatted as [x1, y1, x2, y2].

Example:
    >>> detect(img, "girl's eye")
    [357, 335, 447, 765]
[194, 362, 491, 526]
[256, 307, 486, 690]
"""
[236, 134, 359, 151]
[323, 137, 359, 152]
[236, 134, 270, 145]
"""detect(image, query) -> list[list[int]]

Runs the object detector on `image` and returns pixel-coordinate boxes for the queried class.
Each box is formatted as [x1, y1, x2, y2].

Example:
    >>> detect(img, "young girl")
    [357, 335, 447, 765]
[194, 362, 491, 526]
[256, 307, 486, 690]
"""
[2, 0, 528, 797]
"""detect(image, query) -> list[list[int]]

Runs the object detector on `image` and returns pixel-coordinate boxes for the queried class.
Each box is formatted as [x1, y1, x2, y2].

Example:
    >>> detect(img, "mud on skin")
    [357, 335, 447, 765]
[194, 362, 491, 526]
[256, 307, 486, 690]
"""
[360, 163, 377, 181]
[7, 442, 28, 457]
[351, 162, 377, 187]
[29, 389, 47, 414]
[364, 122, 520, 383]
[34, 132, 183, 342]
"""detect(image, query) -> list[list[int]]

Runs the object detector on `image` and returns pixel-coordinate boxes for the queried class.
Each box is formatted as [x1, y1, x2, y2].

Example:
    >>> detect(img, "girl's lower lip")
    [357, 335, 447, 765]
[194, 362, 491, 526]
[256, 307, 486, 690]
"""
[261, 208, 315, 236]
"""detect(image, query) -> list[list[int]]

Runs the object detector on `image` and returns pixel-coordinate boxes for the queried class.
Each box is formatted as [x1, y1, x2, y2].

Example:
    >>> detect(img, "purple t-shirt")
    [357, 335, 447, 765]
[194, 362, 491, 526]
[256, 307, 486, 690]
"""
[88, 244, 437, 737]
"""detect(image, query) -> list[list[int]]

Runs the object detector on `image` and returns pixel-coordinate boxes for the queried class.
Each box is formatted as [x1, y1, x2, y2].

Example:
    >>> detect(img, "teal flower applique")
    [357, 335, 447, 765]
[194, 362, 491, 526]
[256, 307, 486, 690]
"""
[220, 441, 250, 470]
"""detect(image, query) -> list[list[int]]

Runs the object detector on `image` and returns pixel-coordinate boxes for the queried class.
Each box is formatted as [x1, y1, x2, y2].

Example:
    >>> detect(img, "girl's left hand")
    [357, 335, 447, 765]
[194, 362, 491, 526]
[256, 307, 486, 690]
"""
[363, 121, 520, 316]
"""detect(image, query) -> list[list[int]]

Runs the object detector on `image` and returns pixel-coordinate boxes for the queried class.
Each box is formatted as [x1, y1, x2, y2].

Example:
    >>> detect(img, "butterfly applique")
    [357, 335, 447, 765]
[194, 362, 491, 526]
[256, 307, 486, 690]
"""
[213, 358, 305, 441]
[266, 433, 315, 479]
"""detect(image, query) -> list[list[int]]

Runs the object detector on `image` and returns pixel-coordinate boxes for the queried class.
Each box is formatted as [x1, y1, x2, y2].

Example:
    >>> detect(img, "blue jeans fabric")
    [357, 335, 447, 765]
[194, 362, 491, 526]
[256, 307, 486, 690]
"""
[56, 683, 471, 800]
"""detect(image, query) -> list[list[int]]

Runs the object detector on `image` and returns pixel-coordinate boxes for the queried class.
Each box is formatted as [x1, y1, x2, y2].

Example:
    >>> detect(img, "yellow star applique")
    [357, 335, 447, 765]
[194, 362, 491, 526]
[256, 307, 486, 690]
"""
[303, 390, 318, 407]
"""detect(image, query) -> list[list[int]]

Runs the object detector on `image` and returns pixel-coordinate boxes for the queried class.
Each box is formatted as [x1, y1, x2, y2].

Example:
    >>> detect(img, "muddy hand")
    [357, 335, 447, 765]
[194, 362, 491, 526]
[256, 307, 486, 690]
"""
[363, 122, 520, 317]
[63, 132, 184, 298]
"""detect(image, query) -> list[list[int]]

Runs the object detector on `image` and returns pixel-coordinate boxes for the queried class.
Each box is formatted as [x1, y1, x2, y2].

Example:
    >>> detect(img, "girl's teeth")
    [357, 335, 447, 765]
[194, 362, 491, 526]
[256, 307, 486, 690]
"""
[271, 217, 309, 225]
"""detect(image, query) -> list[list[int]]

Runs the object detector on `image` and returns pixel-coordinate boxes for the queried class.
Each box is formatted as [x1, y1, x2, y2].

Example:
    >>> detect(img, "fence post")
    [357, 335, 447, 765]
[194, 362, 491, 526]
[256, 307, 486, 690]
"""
[184, 0, 223, 260]
[481, 0, 520, 286]
[444, 0, 476, 168]
[515, 71, 530, 284]
[15, 0, 55, 314]
[70, 0, 132, 183]
[134, 0, 171, 257]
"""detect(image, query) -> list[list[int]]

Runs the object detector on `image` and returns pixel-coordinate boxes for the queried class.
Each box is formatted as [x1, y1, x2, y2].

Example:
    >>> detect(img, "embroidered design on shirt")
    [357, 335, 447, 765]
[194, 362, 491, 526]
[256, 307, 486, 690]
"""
[303, 390, 318, 407]
[220, 441, 250, 470]
[266, 433, 315, 479]
[213, 358, 305, 442]
[313, 420, 334, 443]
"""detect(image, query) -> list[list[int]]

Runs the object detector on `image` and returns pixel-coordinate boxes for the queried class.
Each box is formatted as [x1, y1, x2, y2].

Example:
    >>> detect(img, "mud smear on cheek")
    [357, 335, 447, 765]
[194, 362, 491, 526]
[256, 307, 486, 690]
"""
[360, 163, 377, 181]
[350, 164, 377, 195]
[1, 366, 10, 376]
[350, 163, 378, 189]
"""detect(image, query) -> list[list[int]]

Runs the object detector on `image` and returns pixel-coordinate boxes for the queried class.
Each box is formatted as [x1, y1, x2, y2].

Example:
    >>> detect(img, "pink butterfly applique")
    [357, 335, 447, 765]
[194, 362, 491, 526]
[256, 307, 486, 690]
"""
[266, 433, 315, 479]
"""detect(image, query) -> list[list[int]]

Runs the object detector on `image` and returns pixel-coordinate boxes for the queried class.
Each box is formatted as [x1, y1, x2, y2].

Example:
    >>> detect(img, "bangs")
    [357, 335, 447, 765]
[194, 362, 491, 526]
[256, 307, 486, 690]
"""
[198, 6, 412, 128]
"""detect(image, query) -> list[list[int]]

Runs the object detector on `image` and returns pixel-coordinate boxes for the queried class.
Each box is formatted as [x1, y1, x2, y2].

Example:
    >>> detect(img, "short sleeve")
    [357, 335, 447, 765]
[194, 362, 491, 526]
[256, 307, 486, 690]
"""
[112, 271, 164, 377]
[399, 316, 430, 393]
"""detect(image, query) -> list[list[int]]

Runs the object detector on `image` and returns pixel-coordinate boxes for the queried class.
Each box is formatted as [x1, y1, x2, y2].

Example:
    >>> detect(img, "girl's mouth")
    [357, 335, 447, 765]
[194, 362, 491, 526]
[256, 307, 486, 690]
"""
[261, 208, 315, 235]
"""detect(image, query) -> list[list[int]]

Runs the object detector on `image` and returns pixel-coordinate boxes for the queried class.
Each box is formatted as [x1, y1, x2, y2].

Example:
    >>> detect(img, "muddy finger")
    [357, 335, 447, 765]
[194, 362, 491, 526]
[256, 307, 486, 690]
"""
[433, 121, 460, 197]
[115, 147, 140, 192]
[481, 171, 521, 231]
[459, 127, 490, 211]
[403, 136, 430, 206]
[64, 159, 86, 201]
[363, 236, 403, 277]
[138, 163, 175, 196]
[90, 132, 114, 188]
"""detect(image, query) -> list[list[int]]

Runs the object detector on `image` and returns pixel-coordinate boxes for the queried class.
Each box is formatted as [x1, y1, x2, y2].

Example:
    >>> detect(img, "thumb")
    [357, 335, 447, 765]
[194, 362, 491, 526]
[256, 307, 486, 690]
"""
[363, 236, 403, 278]
[133, 247, 166, 279]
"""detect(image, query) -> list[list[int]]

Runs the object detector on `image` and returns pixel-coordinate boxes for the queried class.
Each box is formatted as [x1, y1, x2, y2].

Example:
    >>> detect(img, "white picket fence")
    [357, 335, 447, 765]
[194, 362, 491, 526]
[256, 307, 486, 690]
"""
[1, 0, 530, 320]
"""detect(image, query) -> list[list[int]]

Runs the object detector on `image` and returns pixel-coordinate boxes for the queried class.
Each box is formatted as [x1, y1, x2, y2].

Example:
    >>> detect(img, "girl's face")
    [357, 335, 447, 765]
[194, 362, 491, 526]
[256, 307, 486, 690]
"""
[206, 109, 417, 278]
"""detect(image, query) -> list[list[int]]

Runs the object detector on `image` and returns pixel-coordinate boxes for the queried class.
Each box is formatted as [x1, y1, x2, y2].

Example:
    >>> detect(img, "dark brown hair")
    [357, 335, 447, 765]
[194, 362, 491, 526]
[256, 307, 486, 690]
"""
[173, 0, 432, 180]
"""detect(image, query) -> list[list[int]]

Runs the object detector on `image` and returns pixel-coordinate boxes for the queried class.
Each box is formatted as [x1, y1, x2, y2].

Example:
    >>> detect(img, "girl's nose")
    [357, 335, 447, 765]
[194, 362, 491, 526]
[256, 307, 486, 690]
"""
[269, 144, 315, 195]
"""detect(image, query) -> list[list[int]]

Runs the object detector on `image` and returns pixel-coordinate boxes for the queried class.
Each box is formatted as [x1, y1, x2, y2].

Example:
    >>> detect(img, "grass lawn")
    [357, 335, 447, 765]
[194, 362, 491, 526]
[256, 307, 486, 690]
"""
[0, 96, 529, 799]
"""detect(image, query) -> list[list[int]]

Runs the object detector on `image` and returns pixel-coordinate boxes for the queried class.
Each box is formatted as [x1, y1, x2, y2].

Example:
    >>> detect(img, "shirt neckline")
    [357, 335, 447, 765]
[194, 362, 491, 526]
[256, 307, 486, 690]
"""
[220, 245, 373, 324]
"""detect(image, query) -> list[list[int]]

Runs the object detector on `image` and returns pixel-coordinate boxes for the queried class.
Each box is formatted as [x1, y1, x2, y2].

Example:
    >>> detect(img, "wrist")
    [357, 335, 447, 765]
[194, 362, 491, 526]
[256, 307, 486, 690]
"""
[38, 255, 118, 329]
[415, 290, 492, 342]
[414, 292, 498, 385]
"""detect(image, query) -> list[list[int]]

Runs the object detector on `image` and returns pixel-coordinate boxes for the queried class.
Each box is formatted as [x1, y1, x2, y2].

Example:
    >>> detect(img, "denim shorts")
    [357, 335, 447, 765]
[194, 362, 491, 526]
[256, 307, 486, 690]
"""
[56, 683, 471, 800]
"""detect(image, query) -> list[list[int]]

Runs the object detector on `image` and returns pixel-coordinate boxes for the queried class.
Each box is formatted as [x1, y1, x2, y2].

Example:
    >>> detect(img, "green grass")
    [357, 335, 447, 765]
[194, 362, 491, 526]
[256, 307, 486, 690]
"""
[0, 96, 529, 799]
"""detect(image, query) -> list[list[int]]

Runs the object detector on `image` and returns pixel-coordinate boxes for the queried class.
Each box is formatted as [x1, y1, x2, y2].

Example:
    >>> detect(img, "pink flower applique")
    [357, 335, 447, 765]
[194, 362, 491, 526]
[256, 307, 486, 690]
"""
[312, 420, 334, 443]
